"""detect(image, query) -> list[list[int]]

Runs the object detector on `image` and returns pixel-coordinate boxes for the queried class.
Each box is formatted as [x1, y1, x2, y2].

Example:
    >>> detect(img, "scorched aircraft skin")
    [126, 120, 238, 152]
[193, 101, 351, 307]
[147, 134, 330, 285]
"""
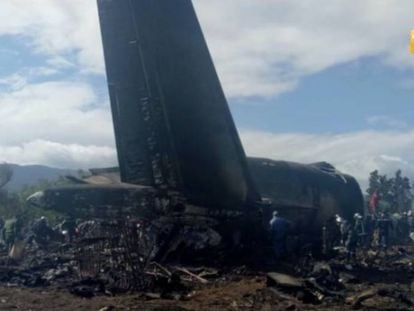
[27, 158, 363, 235]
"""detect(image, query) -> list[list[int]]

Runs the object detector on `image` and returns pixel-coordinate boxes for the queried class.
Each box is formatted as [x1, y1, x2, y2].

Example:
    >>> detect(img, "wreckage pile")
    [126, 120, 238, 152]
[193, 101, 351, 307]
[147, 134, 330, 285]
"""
[76, 219, 156, 291]
[0, 216, 226, 294]
[0, 227, 412, 311]
[263, 247, 414, 310]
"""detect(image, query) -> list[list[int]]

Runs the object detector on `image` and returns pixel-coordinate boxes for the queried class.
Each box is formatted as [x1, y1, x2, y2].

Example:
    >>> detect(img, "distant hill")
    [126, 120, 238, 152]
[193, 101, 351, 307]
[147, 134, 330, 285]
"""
[3, 164, 78, 192]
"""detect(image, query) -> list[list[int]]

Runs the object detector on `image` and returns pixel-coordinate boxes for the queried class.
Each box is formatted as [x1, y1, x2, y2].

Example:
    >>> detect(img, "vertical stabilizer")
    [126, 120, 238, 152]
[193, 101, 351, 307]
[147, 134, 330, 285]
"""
[98, 0, 260, 209]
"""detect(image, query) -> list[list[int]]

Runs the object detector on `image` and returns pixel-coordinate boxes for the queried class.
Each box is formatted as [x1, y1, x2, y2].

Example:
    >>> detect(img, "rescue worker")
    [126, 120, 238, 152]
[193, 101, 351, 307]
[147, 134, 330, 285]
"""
[346, 224, 358, 261]
[59, 217, 77, 242]
[30, 216, 55, 248]
[353, 213, 366, 246]
[364, 214, 376, 249]
[397, 212, 410, 244]
[338, 217, 350, 246]
[377, 212, 393, 250]
[269, 211, 291, 259]
[2, 217, 21, 250]
[325, 215, 340, 252]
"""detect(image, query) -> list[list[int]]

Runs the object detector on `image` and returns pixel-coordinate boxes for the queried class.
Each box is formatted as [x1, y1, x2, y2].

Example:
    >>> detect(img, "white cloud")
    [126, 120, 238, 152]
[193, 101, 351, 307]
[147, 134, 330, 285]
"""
[0, 80, 114, 146]
[0, 1, 413, 98]
[193, 0, 414, 98]
[0, 66, 58, 90]
[0, 140, 116, 169]
[240, 129, 414, 191]
[0, 73, 26, 90]
[2, 124, 413, 189]
[0, 0, 103, 74]
[0, 79, 116, 168]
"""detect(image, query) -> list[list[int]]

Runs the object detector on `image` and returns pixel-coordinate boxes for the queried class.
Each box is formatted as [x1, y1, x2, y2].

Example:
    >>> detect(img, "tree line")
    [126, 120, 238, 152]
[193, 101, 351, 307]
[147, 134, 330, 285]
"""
[366, 169, 412, 214]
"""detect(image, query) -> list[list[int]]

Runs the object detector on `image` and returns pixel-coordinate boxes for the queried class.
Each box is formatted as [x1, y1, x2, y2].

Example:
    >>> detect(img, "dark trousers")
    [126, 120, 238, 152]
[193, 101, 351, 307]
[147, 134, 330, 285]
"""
[273, 236, 287, 259]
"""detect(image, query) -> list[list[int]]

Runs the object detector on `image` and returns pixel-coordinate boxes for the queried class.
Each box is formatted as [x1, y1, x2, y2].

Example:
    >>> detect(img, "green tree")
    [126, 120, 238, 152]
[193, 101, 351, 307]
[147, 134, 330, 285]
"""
[367, 169, 412, 213]
[366, 170, 380, 197]
[367, 170, 392, 207]
[390, 170, 412, 213]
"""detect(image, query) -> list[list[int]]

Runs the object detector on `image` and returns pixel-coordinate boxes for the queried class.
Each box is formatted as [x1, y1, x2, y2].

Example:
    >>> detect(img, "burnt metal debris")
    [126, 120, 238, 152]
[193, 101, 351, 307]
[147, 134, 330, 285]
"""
[0, 231, 412, 310]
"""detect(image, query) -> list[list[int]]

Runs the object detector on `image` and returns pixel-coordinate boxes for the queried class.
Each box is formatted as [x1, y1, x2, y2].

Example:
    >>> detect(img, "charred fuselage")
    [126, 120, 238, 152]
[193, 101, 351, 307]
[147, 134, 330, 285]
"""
[28, 158, 363, 232]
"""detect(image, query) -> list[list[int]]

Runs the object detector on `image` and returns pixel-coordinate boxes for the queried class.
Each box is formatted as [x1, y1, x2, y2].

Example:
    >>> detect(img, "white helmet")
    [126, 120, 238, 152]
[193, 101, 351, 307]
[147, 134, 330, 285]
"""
[354, 213, 362, 220]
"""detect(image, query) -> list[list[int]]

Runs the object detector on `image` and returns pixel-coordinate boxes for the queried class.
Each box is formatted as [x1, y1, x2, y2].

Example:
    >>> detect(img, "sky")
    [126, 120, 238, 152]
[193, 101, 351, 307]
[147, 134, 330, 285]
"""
[0, 0, 414, 191]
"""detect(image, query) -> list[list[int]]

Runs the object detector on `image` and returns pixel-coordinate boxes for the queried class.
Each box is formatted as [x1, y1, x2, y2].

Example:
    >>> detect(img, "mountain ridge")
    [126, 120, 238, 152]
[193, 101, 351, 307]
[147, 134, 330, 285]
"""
[3, 164, 78, 192]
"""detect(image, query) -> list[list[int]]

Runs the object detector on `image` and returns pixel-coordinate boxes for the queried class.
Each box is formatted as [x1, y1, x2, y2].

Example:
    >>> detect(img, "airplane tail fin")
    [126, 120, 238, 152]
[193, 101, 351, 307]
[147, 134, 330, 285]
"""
[98, 0, 260, 209]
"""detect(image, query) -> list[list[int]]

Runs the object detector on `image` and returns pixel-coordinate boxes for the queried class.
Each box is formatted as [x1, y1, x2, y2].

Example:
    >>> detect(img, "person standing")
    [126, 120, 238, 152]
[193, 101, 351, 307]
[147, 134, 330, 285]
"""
[398, 212, 410, 244]
[30, 216, 54, 248]
[269, 211, 291, 260]
[346, 225, 358, 261]
[377, 212, 393, 250]
[353, 213, 366, 247]
[325, 215, 341, 253]
[364, 214, 376, 249]
[339, 218, 350, 246]
[2, 217, 21, 251]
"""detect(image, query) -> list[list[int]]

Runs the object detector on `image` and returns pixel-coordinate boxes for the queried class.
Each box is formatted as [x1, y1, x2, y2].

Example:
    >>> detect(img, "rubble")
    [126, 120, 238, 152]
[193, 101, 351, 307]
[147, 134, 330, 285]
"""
[266, 272, 304, 289]
[0, 209, 412, 311]
[0, 246, 411, 310]
[347, 287, 414, 309]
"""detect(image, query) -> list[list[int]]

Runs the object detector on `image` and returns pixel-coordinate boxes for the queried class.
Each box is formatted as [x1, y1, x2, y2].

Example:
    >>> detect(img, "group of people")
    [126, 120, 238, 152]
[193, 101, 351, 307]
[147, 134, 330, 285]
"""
[336, 211, 413, 260]
[0, 216, 81, 252]
[269, 209, 414, 261]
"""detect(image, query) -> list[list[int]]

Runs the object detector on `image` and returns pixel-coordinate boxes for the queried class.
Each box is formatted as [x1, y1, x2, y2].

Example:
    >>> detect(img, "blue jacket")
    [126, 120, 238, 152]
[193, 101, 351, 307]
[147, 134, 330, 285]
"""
[270, 216, 290, 240]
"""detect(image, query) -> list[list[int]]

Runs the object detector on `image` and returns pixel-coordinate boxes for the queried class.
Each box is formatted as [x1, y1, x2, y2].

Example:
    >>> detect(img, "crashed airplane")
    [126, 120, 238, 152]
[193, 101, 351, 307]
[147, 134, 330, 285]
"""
[27, 0, 363, 258]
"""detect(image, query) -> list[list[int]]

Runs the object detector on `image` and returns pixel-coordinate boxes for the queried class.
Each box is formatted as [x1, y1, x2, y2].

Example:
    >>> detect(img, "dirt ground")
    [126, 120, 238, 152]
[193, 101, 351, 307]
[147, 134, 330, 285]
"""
[0, 278, 323, 310]
[0, 270, 412, 311]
